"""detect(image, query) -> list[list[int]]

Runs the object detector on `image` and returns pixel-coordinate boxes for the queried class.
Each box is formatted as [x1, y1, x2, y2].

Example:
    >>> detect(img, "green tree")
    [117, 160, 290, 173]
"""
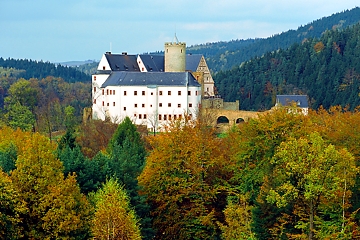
[90, 178, 141, 240]
[265, 133, 357, 239]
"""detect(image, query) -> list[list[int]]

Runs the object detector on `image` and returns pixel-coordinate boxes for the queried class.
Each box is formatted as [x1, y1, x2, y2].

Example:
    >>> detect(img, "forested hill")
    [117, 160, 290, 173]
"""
[0, 57, 89, 83]
[214, 23, 360, 111]
[188, 7, 360, 72]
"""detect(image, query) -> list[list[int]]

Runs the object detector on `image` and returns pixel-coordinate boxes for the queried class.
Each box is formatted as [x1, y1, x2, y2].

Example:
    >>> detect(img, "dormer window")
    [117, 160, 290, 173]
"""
[103, 66, 105, 70]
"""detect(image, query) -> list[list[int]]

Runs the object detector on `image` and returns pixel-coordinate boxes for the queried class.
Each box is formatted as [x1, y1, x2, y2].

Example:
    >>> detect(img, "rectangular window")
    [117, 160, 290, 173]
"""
[113, 102, 115, 106]
[144, 114, 147, 119]
[102, 101, 104, 106]
[107, 103, 109, 106]
[139, 114, 142, 119]
[159, 115, 162, 120]
[196, 91, 198, 96]
[124, 91, 127, 96]
[142, 91, 145, 96]
[123, 107, 126, 111]
[134, 104, 138, 108]
[94, 76, 96, 81]
[179, 114, 182, 119]
[94, 99, 96, 104]
[107, 89, 109, 95]
[188, 91, 191, 96]
[142, 104, 145, 108]
[110, 90, 112, 95]
[159, 91, 163, 96]
[113, 90, 115, 95]
[168, 103, 171, 107]
[174, 115, 177, 120]
[134, 91, 137, 96]
[134, 114, 137, 117]
[151, 92, 154, 95]
[178, 91, 181, 96]
[178, 103, 181, 108]
[159, 103, 162, 107]
[93, 87, 96, 93]
[168, 115, 172, 120]
[189, 103, 192, 107]
[164, 115, 167, 120]
[168, 91, 171, 95]
[102, 89, 105, 95]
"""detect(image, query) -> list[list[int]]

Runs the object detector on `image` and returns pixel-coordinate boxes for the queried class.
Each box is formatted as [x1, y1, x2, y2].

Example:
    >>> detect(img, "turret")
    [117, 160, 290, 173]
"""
[164, 34, 186, 72]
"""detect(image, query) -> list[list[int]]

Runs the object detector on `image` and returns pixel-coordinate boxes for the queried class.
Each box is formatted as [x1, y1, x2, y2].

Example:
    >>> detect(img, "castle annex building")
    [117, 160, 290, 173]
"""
[92, 36, 214, 131]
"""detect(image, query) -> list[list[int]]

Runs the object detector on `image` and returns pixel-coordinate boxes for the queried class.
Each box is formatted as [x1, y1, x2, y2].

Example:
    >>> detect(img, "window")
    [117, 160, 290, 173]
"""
[107, 103, 109, 106]
[150, 104, 152, 107]
[134, 91, 137, 96]
[102, 89, 104, 95]
[159, 103, 162, 107]
[164, 115, 167, 120]
[159, 115, 162, 120]
[93, 87, 96, 93]
[113, 90, 115, 95]
[124, 91, 127, 96]
[110, 90, 112, 95]
[142, 67, 144, 71]
[142, 91, 145, 96]
[134, 114, 137, 117]
[179, 114, 182, 119]
[178, 91, 181, 96]
[159, 91, 163, 96]
[168, 91, 171, 95]
[106, 89, 109, 95]
[123, 107, 126, 111]
[102, 101, 104, 106]
[168, 103, 171, 107]
[196, 91, 198, 96]
[142, 104, 145, 108]
[188, 91, 191, 96]
[113, 102, 115, 106]
[144, 114, 147, 119]
[174, 115, 177, 120]
[151, 92, 154, 95]
[94, 99, 96, 104]
[189, 103, 192, 107]
[134, 104, 138, 108]
[94, 76, 96, 81]
[103, 66, 105, 70]
[168, 115, 172, 120]
[178, 103, 181, 108]
[139, 114, 142, 119]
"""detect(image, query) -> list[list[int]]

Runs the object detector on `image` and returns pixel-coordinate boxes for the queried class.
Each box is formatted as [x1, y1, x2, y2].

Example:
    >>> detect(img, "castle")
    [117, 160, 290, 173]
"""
[92, 35, 215, 131]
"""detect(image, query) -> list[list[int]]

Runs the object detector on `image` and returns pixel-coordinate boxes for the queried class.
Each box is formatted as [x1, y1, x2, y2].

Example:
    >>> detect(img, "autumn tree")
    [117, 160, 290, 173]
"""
[265, 133, 357, 239]
[5, 128, 92, 239]
[90, 178, 141, 240]
[138, 119, 232, 239]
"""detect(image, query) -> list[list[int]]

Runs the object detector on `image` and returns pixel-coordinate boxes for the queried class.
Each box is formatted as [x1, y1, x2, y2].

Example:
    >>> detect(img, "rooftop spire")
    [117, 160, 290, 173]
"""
[173, 33, 179, 44]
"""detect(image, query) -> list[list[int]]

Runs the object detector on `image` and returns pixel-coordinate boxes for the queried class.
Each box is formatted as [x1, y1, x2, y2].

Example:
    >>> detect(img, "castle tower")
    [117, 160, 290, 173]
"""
[164, 34, 186, 72]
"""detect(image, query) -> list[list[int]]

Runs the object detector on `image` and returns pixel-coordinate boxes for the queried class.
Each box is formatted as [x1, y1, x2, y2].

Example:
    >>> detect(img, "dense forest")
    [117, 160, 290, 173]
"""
[188, 7, 360, 72]
[214, 23, 360, 111]
[2, 107, 360, 239]
[0, 58, 89, 83]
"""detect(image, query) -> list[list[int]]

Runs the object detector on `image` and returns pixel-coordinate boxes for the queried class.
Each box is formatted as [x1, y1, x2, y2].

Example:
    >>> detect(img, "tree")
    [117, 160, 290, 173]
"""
[8, 130, 91, 239]
[90, 178, 141, 240]
[265, 133, 357, 239]
[138, 120, 232, 239]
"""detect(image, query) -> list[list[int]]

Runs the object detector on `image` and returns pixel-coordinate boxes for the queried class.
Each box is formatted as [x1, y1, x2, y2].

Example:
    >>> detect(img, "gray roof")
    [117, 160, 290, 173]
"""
[102, 72, 201, 88]
[276, 95, 309, 108]
[105, 53, 140, 71]
[186, 54, 202, 72]
[138, 55, 164, 72]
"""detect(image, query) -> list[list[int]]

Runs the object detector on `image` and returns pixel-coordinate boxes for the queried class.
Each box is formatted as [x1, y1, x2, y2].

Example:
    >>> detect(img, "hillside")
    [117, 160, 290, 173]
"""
[0, 58, 90, 83]
[187, 7, 360, 72]
[214, 23, 360, 111]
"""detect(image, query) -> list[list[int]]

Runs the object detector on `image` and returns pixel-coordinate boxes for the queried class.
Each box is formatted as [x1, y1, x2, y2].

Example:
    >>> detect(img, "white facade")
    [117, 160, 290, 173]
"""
[92, 72, 201, 131]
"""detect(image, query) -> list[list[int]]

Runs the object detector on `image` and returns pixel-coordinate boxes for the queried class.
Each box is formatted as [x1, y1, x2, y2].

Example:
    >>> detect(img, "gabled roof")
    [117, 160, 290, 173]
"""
[138, 55, 164, 72]
[276, 95, 309, 108]
[105, 53, 140, 71]
[186, 54, 202, 72]
[101, 72, 201, 87]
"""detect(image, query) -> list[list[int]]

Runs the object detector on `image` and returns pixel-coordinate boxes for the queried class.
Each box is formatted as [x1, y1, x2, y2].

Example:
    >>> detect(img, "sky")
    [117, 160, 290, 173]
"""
[1, 0, 359, 63]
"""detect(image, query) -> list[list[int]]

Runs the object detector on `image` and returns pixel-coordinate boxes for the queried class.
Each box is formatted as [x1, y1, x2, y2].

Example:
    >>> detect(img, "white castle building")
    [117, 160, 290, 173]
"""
[92, 36, 213, 131]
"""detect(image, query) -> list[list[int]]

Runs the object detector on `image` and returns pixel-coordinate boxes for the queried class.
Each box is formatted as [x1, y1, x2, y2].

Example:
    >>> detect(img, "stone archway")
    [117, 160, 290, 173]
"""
[217, 116, 230, 124]
[236, 118, 245, 124]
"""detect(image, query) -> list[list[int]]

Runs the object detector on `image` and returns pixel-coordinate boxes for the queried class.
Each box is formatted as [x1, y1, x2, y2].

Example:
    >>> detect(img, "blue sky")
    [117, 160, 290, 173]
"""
[1, 0, 359, 63]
